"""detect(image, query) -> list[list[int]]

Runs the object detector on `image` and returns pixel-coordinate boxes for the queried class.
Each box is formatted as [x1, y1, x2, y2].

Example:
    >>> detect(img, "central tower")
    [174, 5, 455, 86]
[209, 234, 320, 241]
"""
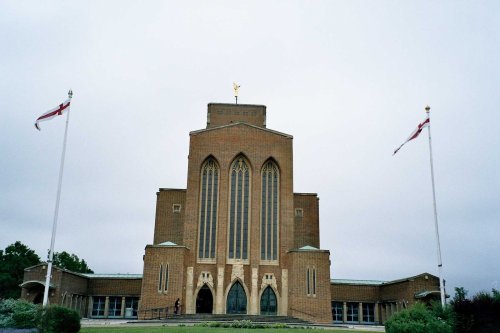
[140, 102, 332, 323]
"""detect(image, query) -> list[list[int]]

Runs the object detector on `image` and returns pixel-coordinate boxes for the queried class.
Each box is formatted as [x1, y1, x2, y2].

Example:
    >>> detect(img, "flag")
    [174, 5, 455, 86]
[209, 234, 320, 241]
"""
[393, 117, 430, 155]
[34, 98, 71, 131]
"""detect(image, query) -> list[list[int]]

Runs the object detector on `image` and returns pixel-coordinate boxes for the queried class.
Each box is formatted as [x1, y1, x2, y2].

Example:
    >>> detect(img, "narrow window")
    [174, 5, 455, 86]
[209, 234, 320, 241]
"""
[312, 268, 317, 295]
[306, 268, 310, 295]
[198, 158, 219, 260]
[261, 160, 279, 261]
[164, 263, 169, 292]
[228, 156, 250, 260]
[295, 208, 303, 217]
[173, 204, 181, 213]
[158, 264, 163, 292]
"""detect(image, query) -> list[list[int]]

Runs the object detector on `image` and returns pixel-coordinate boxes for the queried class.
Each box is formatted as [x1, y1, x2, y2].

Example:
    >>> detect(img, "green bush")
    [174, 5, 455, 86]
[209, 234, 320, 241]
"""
[0, 299, 40, 328]
[385, 303, 452, 333]
[38, 305, 80, 333]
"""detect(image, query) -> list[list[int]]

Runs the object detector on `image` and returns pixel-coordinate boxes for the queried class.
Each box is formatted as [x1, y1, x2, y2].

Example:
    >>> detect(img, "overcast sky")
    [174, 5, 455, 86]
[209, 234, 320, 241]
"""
[1, 1, 499, 297]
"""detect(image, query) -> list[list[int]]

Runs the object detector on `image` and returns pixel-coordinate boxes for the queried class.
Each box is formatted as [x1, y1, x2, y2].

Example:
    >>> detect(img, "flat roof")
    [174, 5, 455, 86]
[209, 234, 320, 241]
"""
[81, 274, 142, 279]
[331, 279, 385, 286]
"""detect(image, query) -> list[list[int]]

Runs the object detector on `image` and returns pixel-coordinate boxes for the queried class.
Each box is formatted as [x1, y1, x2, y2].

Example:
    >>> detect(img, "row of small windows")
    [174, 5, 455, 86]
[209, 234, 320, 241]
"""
[197, 156, 280, 263]
[332, 302, 375, 323]
[92, 296, 139, 318]
[158, 263, 169, 292]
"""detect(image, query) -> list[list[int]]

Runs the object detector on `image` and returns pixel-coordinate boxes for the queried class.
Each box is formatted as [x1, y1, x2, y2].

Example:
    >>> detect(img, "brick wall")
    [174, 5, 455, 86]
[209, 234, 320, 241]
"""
[153, 189, 186, 245]
[293, 194, 320, 249]
[207, 103, 266, 128]
[330, 283, 380, 302]
[380, 274, 440, 306]
[139, 245, 188, 314]
[183, 123, 294, 269]
[88, 278, 142, 296]
[287, 250, 332, 324]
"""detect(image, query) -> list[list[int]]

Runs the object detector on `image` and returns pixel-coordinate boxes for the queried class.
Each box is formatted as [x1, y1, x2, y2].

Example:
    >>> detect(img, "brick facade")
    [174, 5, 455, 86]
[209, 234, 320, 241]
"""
[21, 102, 443, 324]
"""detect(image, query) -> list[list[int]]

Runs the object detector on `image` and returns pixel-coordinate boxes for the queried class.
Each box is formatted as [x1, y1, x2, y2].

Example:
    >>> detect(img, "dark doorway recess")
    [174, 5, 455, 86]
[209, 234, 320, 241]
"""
[196, 285, 213, 314]
[260, 286, 277, 315]
[226, 281, 247, 314]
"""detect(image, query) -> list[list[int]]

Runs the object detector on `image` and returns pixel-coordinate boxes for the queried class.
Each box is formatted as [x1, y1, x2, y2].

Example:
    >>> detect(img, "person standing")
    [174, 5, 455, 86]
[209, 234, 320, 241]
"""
[174, 298, 180, 315]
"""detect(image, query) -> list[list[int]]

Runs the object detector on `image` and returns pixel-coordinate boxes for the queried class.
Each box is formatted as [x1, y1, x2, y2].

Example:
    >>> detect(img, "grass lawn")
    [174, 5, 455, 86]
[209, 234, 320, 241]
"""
[80, 327, 355, 333]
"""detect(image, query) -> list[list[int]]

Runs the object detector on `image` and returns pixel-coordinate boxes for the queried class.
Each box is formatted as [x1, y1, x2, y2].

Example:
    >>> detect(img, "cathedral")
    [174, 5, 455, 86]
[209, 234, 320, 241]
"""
[21, 101, 441, 325]
[140, 102, 332, 322]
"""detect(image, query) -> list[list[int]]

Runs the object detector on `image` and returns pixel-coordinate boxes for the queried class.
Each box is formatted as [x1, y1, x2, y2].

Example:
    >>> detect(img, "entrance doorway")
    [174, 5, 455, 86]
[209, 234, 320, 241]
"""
[260, 286, 277, 315]
[33, 292, 43, 304]
[226, 281, 247, 314]
[196, 285, 213, 314]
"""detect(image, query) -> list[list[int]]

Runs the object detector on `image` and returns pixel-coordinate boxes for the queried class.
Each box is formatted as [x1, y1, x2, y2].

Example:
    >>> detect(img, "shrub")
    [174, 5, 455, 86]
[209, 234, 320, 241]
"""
[0, 299, 39, 329]
[38, 305, 80, 333]
[451, 288, 500, 333]
[385, 303, 452, 333]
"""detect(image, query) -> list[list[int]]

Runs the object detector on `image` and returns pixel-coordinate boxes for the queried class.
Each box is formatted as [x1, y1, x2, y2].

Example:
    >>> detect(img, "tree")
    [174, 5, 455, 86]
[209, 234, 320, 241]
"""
[52, 251, 93, 273]
[0, 242, 41, 299]
[451, 287, 500, 333]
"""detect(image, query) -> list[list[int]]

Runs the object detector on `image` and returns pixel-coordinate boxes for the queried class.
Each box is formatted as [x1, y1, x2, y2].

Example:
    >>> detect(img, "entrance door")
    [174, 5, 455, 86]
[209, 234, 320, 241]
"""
[226, 281, 247, 314]
[196, 285, 213, 313]
[260, 286, 277, 315]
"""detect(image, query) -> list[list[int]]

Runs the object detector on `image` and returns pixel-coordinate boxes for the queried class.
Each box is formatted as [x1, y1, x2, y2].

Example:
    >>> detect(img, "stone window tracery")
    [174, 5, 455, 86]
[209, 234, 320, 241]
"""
[228, 156, 250, 260]
[198, 158, 219, 260]
[261, 160, 279, 262]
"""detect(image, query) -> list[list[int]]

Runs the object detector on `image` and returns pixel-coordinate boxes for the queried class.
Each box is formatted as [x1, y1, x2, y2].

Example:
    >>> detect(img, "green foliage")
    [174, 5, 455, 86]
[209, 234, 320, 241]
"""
[385, 302, 452, 333]
[0, 298, 40, 329]
[38, 305, 80, 333]
[53, 251, 94, 273]
[451, 287, 500, 333]
[0, 242, 41, 299]
[195, 320, 289, 329]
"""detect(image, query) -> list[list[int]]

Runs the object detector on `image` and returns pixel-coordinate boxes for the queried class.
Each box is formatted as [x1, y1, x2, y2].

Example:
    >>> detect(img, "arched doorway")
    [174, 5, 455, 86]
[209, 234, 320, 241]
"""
[196, 285, 213, 313]
[260, 286, 277, 315]
[226, 281, 247, 314]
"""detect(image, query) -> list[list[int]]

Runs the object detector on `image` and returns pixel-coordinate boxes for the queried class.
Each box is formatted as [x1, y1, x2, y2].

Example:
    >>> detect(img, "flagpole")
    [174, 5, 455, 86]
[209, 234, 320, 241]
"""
[42, 90, 73, 307]
[425, 105, 446, 307]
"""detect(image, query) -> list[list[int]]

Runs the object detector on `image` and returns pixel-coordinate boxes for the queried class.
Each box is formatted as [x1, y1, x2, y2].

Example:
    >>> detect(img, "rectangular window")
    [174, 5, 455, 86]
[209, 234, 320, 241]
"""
[91, 296, 105, 317]
[295, 208, 303, 217]
[347, 302, 359, 323]
[332, 302, 343, 322]
[173, 204, 181, 213]
[363, 303, 375, 323]
[108, 297, 122, 317]
[125, 297, 139, 318]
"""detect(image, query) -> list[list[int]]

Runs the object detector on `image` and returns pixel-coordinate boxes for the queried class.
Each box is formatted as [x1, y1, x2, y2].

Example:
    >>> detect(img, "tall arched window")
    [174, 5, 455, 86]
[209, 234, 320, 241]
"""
[198, 158, 219, 260]
[228, 156, 250, 260]
[261, 160, 279, 261]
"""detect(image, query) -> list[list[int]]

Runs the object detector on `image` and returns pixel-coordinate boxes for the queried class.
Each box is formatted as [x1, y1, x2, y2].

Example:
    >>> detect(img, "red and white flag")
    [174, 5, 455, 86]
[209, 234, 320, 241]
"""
[34, 98, 71, 131]
[393, 117, 430, 155]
